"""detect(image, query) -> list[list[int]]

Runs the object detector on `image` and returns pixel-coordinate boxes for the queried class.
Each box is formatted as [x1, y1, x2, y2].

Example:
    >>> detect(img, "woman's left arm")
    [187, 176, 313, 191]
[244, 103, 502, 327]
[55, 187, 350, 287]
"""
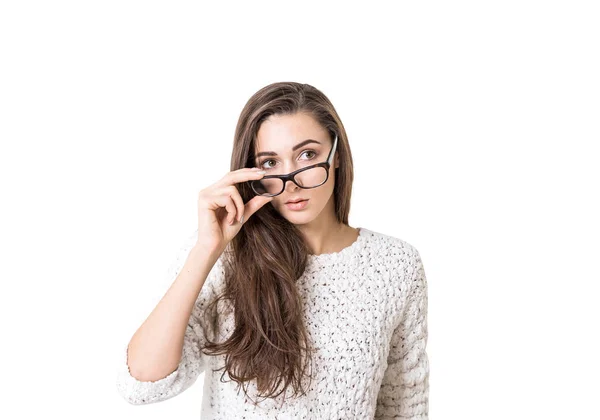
[375, 248, 430, 419]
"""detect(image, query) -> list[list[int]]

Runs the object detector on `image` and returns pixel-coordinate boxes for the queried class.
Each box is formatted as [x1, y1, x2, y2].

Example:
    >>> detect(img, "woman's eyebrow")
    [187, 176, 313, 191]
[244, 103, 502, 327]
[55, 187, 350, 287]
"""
[255, 139, 321, 158]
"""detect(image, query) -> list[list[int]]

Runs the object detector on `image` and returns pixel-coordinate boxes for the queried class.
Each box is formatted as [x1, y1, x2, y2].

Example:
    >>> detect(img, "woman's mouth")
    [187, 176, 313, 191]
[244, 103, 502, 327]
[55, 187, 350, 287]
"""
[284, 199, 309, 210]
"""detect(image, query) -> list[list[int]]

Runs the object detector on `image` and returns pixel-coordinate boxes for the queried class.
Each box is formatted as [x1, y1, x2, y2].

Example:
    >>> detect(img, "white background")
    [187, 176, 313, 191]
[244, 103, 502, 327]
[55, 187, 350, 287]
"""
[1, 1, 598, 419]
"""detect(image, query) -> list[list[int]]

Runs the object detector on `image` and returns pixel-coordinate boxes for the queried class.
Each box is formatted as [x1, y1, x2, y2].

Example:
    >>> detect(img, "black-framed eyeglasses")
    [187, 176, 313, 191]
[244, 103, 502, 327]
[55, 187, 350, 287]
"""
[249, 135, 338, 197]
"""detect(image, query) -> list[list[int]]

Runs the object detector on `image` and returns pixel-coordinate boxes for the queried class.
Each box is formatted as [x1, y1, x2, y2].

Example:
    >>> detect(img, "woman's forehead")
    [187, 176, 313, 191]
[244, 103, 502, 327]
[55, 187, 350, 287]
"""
[254, 138, 324, 158]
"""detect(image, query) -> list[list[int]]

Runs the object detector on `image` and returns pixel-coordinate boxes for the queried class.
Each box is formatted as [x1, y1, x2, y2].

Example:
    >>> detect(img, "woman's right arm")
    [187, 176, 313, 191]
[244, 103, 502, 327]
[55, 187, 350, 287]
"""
[116, 167, 274, 405]
[126, 243, 221, 382]
[116, 233, 224, 405]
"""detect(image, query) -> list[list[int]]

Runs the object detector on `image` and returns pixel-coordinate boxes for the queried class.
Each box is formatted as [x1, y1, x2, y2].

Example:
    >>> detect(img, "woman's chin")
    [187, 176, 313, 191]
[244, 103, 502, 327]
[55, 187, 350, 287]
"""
[280, 208, 315, 223]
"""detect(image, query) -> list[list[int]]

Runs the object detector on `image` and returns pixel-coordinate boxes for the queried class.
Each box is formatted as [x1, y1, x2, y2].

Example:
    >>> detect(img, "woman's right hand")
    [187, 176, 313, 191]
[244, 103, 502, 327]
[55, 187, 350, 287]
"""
[196, 167, 274, 253]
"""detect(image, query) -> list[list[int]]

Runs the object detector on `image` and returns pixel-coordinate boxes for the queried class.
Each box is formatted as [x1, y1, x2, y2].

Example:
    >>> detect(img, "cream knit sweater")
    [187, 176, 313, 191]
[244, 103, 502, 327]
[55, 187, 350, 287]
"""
[116, 227, 430, 419]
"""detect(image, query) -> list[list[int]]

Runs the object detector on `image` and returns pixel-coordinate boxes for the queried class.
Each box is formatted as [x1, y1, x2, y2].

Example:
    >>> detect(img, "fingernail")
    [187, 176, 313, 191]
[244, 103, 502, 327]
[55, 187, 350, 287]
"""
[256, 170, 266, 174]
[239, 215, 244, 224]
[251, 167, 262, 170]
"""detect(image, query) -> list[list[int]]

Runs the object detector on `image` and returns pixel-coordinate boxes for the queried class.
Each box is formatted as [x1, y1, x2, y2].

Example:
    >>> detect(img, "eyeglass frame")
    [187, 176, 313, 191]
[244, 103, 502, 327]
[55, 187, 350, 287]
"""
[249, 134, 338, 197]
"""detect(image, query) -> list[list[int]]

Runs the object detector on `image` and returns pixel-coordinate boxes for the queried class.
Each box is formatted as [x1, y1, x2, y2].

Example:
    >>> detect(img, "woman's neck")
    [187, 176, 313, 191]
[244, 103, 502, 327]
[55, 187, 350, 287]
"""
[301, 223, 358, 255]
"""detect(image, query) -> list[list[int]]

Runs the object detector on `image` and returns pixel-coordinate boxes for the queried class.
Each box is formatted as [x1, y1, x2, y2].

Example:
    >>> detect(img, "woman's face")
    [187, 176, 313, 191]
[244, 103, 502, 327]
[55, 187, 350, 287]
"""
[254, 112, 339, 225]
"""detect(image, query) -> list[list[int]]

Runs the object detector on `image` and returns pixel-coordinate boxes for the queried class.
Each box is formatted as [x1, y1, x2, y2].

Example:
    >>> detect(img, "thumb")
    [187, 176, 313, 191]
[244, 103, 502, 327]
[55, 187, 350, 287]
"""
[242, 195, 274, 223]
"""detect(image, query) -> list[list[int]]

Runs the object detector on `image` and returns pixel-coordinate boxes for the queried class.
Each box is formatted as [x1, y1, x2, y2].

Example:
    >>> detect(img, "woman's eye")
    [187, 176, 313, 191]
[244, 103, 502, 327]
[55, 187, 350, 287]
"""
[261, 159, 275, 168]
[260, 150, 317, 169]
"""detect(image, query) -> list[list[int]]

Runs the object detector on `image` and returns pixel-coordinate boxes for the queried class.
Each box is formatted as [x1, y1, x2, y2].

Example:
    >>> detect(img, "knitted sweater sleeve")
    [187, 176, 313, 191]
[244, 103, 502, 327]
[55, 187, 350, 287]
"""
[116, 230, 224, 405]
[375, 247, 430, 419]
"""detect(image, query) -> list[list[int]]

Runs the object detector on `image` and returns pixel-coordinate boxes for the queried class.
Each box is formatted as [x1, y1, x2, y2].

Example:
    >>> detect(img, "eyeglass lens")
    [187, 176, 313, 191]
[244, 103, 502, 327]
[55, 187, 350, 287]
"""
[252, 167, 328, 196]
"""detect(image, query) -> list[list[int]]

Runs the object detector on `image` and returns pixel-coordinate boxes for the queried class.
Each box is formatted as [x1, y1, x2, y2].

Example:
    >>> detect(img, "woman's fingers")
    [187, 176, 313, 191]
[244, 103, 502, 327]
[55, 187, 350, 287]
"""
[242, 194, 275, 222]
[213, 192, 237, 225]
[225, 185, 246, 224]
[217, 167, 266, 187]
[215, 168, 267, 223]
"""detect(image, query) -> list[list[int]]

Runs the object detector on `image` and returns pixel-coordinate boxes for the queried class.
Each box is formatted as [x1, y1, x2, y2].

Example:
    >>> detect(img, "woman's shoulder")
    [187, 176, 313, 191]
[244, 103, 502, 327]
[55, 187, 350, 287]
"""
[359, 228, 426, 299]
[359, 226, 422, 262]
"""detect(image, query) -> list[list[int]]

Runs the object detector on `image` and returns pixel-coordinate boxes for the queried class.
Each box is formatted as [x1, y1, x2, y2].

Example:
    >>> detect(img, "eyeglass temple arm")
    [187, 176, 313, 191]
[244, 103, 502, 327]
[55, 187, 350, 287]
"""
[327, 135, 338, 165]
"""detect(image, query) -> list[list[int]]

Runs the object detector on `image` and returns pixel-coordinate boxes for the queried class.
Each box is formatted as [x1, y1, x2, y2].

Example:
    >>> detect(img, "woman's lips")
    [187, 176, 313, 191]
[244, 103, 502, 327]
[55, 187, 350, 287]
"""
[285, 199, 309, 210]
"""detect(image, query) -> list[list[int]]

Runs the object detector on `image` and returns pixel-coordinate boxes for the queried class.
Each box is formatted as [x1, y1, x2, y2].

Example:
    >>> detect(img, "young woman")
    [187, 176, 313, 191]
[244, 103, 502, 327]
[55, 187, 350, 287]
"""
[117, 82, 430, 419]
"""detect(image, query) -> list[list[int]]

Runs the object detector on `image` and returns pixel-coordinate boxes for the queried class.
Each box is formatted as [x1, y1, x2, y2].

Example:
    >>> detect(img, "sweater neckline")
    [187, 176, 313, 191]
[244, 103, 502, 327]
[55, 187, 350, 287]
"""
[306, 227, 367, 267]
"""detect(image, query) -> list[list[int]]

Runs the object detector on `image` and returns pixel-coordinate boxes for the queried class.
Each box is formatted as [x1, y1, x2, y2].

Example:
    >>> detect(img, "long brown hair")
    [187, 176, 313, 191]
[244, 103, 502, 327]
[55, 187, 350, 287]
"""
[201, 81, 355, 404]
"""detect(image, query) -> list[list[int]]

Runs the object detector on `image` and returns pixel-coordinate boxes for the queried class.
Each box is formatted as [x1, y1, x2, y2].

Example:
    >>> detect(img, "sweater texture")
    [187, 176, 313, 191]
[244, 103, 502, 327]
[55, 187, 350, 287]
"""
[116, 227, 430, 419]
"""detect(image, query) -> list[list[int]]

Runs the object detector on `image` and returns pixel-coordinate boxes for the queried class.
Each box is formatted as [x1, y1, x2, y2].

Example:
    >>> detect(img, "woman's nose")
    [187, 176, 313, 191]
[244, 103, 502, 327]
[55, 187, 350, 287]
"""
[284, 177, 300, 192]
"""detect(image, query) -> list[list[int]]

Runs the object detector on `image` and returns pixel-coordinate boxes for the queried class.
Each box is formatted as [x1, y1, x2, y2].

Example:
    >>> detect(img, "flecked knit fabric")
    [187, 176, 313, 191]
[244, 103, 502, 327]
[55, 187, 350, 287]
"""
[116, 227, 430, 419]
